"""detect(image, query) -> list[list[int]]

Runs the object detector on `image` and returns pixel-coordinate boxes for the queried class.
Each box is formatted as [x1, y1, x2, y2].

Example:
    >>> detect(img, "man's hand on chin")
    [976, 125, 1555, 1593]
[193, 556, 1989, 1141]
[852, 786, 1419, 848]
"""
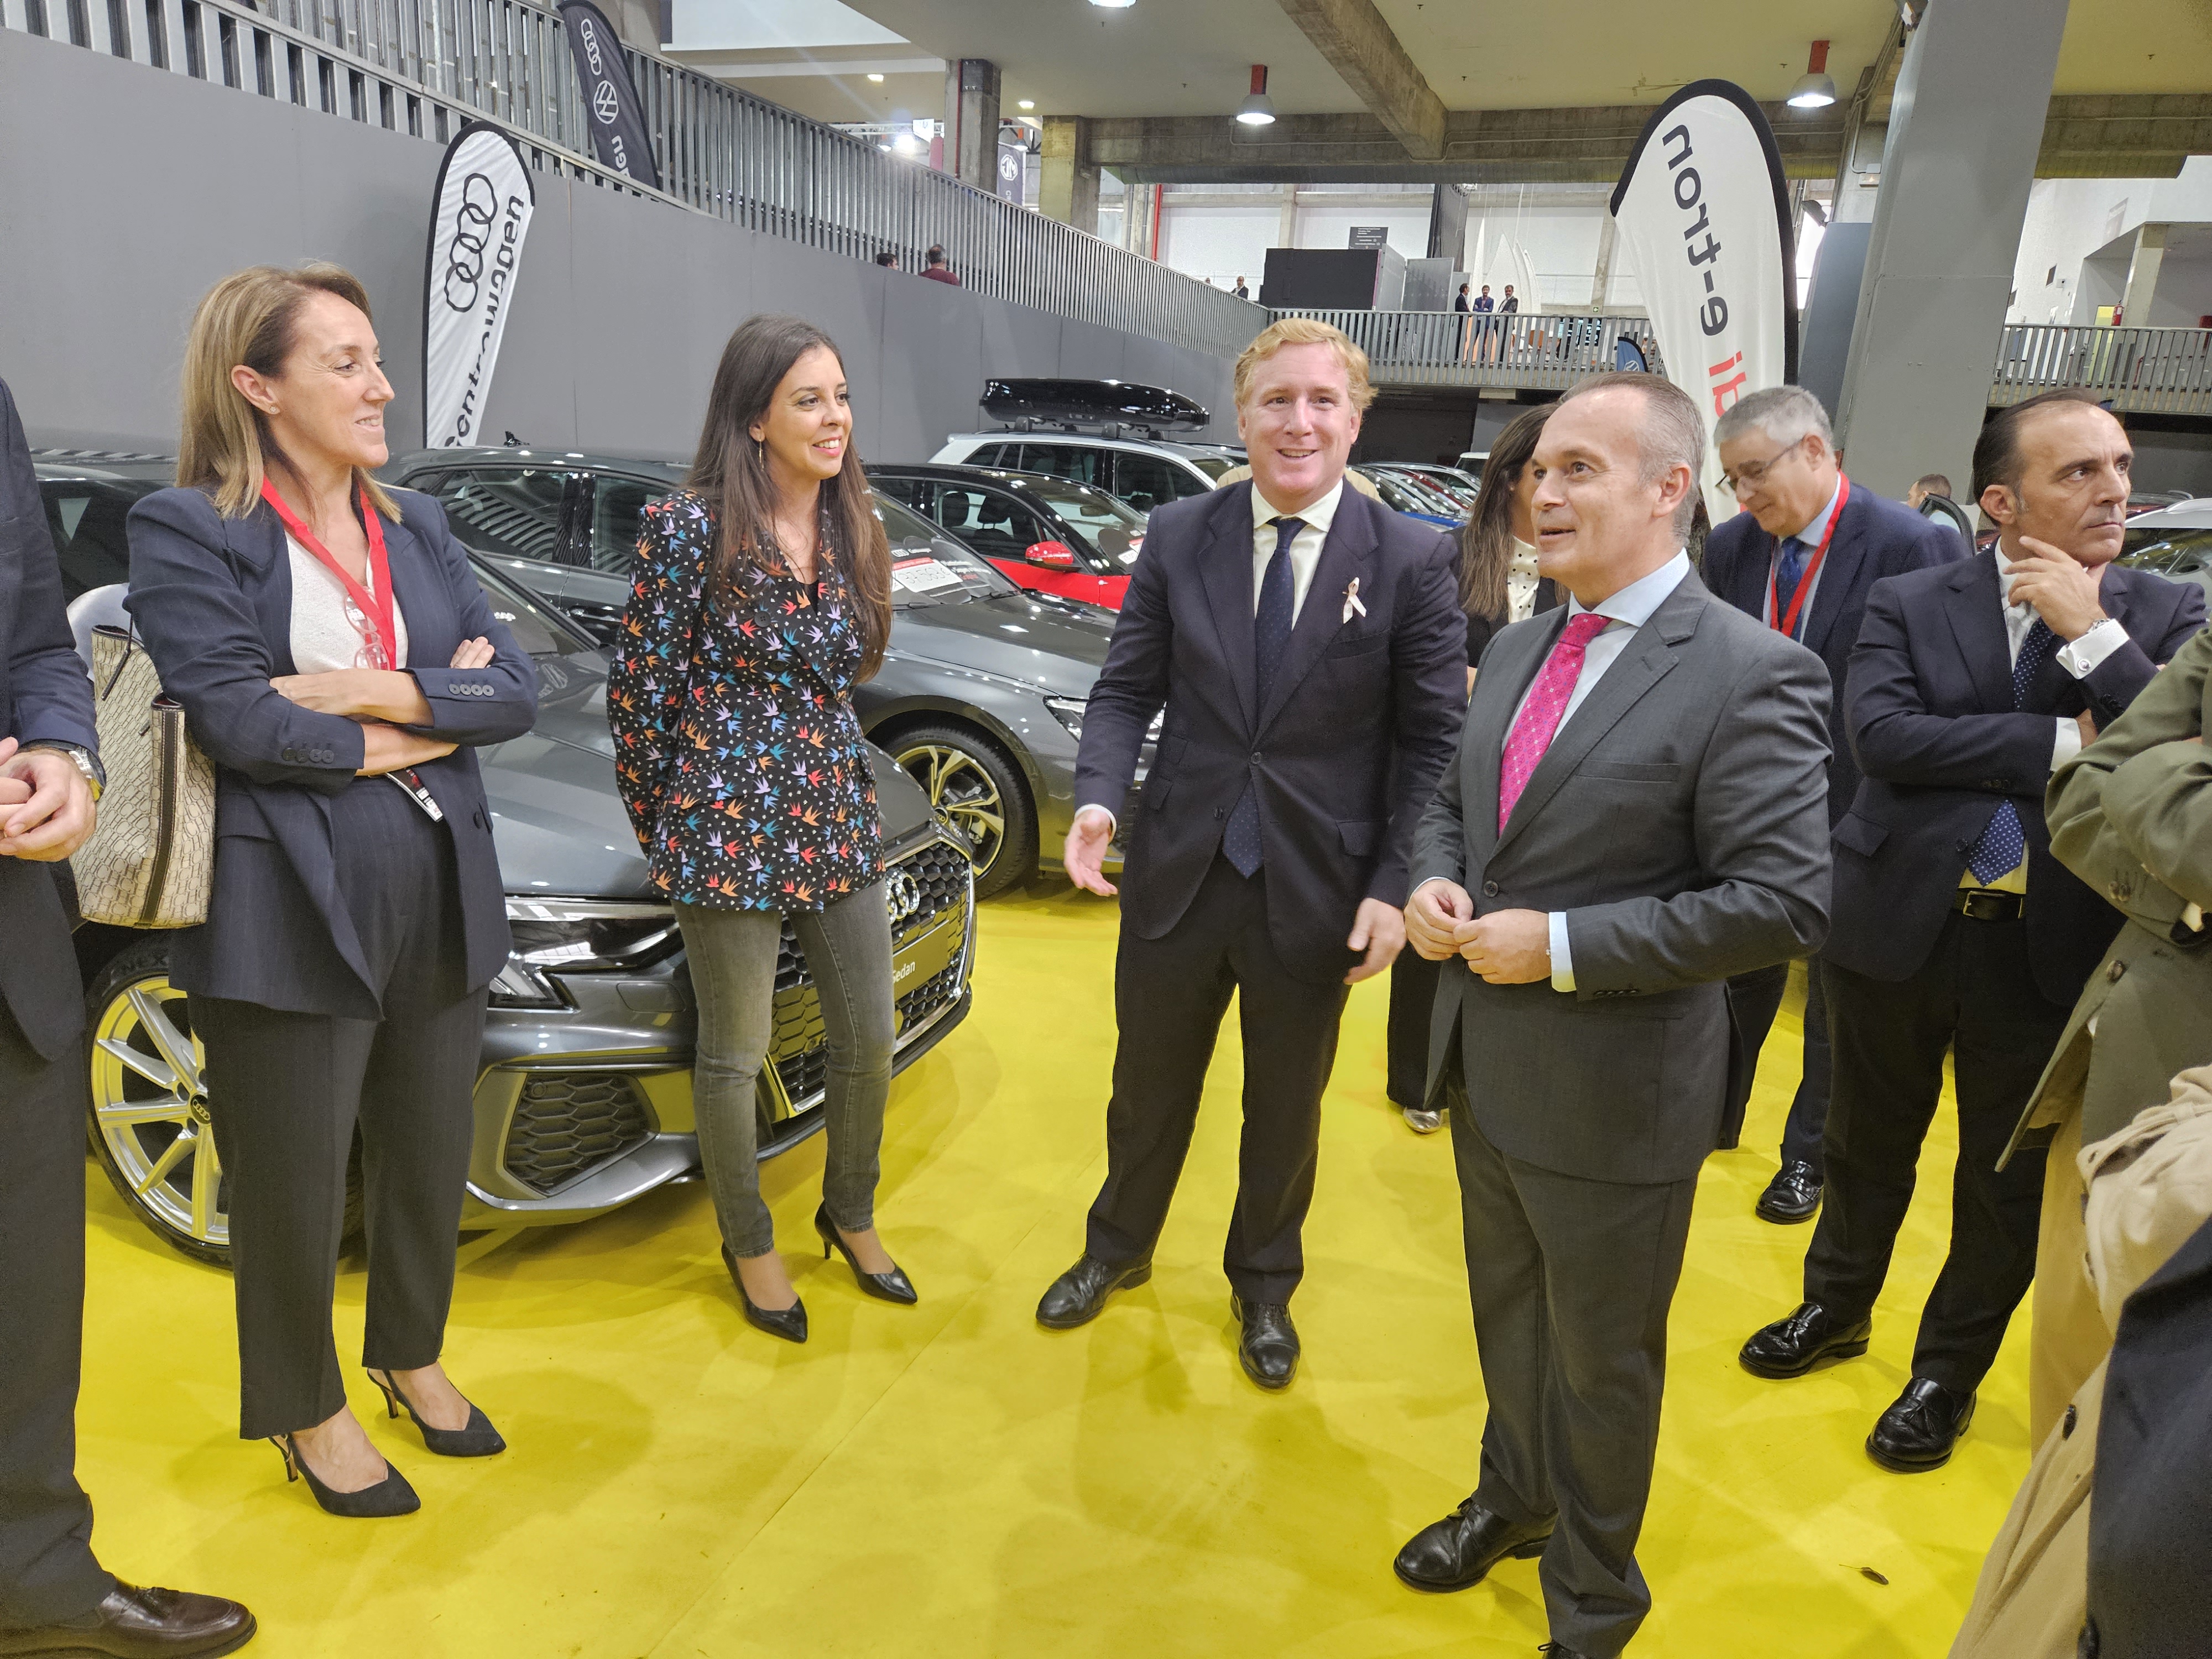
[1345, 897, 1406, 984]
[1459, 909, 1551, 985]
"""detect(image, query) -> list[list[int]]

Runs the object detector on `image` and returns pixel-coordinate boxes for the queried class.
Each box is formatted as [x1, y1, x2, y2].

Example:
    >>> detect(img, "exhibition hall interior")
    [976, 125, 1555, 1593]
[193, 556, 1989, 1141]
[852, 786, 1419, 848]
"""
[6, 0, 2212, 1655]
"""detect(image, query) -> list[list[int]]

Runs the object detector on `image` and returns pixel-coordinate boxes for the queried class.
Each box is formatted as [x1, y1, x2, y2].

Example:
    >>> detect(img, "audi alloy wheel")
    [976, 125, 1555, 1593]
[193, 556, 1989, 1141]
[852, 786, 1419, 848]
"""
[886, 723, 1035, 899]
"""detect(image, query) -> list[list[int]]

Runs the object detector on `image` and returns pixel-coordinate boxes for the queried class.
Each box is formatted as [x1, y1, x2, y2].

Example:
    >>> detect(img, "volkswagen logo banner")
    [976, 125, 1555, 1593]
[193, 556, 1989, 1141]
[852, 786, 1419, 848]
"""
[421, 122, 536, 450]
[557, 0, 662, 191]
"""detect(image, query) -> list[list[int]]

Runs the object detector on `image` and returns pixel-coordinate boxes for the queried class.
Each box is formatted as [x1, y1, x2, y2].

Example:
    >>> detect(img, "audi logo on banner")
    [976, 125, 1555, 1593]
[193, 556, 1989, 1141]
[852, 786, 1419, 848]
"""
[557, 0, 662, 190]
[422, 123, 536, 450]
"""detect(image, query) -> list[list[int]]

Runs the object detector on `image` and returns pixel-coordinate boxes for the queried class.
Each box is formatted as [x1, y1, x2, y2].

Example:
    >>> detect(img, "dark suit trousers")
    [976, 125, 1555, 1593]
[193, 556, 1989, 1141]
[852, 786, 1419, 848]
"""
[191, 779, 485, 1439]
[1806, 912, 2061, 1392]
[0, 1000, 114, 1629]
[1385, 950, 1443, 1109]
[1724, 957, 1833, 1169]
[1086, 855, 1350, 1302]
[1449, 1081, 1695, 1659]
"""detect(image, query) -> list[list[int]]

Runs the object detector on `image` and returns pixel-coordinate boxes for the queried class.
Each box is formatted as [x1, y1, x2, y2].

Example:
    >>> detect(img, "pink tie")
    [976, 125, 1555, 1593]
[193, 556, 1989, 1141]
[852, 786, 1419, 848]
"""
[1498, 612, 1610, 832]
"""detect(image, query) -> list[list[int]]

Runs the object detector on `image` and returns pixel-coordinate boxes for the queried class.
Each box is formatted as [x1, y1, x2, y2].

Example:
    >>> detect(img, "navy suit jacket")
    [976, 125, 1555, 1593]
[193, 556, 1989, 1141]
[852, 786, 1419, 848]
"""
[0, 378, 98, 1059]
[1701, 482, 1966, 823]
[1825, 550, 2206, 1005]
[1073, 482, 1465, 982]
[125, 486, 538, 1019]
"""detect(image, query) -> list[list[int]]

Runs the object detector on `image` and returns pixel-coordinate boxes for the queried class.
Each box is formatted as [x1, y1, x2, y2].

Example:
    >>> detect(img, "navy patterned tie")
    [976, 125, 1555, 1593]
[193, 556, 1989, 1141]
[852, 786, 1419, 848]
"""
[1965, 617, 2060, 884]
[1773, 536, 1809, 625]
[1222, 515, 1303, 877]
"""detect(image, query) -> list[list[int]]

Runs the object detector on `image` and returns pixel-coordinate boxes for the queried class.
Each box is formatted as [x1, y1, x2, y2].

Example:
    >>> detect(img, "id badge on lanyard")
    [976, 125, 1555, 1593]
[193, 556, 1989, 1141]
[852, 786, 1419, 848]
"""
[387, 766, 445, 822]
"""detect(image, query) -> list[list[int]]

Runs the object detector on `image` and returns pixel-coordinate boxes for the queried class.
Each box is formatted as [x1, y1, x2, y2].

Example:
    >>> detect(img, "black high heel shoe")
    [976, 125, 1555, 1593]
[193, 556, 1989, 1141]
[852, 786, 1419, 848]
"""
[723, 1243, 808, 1343]
[813, 1203, 919, 1305]
[367, 1369, 507, 1457]
[269, 1432, 420, 1518]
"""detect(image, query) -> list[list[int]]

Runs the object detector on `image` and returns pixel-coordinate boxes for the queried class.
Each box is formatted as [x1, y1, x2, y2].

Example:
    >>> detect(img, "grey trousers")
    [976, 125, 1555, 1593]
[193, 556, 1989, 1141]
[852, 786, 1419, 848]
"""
[1448, 1083, 1696, 1659]
[677, 884, 894, 1258]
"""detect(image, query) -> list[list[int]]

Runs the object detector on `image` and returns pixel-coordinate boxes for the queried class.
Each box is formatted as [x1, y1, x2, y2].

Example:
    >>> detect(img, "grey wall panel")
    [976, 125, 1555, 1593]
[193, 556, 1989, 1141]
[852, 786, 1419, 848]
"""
[0, 28, 1241, 467]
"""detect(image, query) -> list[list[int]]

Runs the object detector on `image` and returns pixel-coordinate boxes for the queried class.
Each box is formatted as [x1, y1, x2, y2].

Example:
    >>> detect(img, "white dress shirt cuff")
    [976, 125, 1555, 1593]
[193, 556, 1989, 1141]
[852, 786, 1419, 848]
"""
[2057, 617, 2127, 680]
[1076, 804, 1118, 837]
[2052, 716, 2084, 773]
[1548, 911, 1574, 993]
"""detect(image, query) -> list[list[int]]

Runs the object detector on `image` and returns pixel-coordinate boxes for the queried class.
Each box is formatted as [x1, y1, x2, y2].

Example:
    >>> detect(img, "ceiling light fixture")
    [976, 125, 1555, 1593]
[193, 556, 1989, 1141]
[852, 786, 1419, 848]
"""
[1088, 0, 1136, 8]
[867, 72, 885, 82]
[1787, 40, 1837, 109]
[1236, 64, 1275, 127]
[1018, 98, 1035, 109]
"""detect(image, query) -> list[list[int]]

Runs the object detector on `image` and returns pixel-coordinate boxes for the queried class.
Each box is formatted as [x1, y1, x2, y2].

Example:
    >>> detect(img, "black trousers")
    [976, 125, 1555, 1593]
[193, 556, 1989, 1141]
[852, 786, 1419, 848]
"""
[1086, 856, 1351, 1302]
[1805, 912, 2062, 1393]
[192, 779, 485, 1439]
[0, 997, 114, 1630]
[1724, 955, 1833, 1169]
[1450, 1081, 1695, 1659]
[1385, 948, 1443, 1110]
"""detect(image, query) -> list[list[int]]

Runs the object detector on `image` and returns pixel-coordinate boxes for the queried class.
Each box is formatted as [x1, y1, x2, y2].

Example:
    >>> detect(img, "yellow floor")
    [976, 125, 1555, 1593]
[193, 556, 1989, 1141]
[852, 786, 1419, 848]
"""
[75, 886, 2025, 1657]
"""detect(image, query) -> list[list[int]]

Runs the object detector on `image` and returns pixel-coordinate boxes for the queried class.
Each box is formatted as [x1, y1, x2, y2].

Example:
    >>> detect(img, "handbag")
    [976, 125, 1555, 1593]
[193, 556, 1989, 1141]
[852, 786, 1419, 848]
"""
[69, 622, 215, 927]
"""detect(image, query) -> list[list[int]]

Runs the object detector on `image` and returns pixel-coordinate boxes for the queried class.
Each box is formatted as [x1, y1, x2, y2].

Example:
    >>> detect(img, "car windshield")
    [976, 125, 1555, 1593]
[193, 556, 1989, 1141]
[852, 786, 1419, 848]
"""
[1012, 477, 1146, 561]
[36, 471, 162, 600]
[875, 492, 1021, 608]
[1183, 453, 1237, 481]
[465, 559, 598, 656]
[2120, 529, 2212, 578]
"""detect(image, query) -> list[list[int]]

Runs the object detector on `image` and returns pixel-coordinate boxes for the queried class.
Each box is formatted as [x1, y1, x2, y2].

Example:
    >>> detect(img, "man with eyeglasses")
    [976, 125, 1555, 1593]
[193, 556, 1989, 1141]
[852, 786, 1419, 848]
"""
[1701, 387, 1965, 1225]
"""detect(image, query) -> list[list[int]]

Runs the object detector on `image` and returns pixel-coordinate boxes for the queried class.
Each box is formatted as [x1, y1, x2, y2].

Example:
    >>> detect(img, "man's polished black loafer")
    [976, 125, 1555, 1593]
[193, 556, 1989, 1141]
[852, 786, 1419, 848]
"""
[0, 1582, 256, 1657]
[1739, 1301, 1872, 1379]
[1230, 1295, 1299, 1390]
[1754, 1160, 1824, 1224]
[1035, 1254, 1152, 1329]
[1867, 1378, 1976, 1473]
[1393, 1498, 1552, 1592]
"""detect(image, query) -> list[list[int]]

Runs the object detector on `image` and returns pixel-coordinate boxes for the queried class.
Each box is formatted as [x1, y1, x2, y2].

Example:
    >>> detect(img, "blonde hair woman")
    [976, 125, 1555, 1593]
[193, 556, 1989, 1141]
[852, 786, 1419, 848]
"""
[125, 264, 536, 1516]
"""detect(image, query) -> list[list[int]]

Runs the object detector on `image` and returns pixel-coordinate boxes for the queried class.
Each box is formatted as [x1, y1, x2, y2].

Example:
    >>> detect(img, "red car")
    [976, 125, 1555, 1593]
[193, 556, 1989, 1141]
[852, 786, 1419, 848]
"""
[867, 463, 1146, 609]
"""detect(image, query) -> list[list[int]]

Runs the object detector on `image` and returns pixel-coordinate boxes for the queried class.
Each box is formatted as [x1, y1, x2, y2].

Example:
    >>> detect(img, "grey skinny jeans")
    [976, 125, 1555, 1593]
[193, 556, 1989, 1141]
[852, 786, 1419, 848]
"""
[676, 884, 895, 1258]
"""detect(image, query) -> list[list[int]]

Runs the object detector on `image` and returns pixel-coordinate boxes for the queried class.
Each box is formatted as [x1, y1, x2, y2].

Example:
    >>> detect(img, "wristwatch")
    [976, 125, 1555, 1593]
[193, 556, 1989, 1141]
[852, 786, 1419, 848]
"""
[23, 741, 105, 803]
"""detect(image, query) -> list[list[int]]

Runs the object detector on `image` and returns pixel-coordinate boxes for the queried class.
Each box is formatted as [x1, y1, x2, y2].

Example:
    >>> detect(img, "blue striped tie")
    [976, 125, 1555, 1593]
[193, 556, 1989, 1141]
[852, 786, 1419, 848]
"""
[1965, 618, 2060, 884]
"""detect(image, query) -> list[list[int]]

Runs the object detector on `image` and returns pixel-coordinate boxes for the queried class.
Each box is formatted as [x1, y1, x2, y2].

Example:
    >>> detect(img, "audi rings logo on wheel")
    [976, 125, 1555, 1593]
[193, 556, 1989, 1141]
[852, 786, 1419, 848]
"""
[441, 173, 499, 312]
[885, 870, 923, 927]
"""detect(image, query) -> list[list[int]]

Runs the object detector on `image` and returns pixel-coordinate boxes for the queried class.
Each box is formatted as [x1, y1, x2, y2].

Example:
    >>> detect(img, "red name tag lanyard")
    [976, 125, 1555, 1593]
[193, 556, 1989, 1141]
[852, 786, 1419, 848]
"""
[259, 479, 397, 669]
[1767, 473, 1850, 641]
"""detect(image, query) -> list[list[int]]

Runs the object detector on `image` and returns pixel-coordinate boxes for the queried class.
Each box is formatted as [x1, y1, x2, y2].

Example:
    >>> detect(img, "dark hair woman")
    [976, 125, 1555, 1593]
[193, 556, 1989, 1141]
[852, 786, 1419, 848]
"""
[127, 264, 538, 1515]
[609, 315, 908, 1343]
[1384, 403, 1566, 1136]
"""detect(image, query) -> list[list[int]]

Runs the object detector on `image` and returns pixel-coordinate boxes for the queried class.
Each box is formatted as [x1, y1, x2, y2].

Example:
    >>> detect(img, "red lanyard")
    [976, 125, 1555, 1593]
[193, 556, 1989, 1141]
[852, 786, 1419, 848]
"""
[260, 479, 397, 669]
[1767, 473, 1850, 640]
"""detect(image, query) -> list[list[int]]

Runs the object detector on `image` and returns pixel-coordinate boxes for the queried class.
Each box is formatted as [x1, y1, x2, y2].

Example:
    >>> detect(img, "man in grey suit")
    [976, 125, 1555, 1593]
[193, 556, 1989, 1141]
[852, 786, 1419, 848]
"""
[1389, 373, 1833, 1658]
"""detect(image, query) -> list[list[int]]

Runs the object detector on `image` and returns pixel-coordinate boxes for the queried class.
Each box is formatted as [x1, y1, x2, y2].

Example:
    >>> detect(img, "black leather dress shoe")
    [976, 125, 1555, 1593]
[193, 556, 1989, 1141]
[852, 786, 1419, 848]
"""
[1230, 1295, 1299, 1390]
[1867, 1378, 1976, 1473]
[1392, 1497, 1552, 1592]
[1035, 1254, 1152, 1329]
[1754, 1161, 1824, 1224]
[1738, 1302, 1872, 1379]
[1537, 1645, 1592, 1658]
[0, 1582, 255, 1657]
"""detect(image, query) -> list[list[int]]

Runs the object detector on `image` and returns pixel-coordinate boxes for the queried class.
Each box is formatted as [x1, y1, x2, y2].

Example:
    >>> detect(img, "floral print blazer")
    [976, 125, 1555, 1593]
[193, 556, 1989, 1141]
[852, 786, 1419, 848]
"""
[609, 490, 882, 910]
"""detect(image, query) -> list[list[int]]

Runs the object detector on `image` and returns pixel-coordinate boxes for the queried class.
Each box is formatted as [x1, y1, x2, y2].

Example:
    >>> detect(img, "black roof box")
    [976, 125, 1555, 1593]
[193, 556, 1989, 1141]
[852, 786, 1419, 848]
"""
[981, 378, 1209, 436]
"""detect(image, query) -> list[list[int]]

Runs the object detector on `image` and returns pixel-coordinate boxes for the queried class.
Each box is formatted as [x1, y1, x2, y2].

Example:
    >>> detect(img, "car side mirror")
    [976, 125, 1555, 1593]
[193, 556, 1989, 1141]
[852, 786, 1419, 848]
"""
[1025, 540, 1078, 570]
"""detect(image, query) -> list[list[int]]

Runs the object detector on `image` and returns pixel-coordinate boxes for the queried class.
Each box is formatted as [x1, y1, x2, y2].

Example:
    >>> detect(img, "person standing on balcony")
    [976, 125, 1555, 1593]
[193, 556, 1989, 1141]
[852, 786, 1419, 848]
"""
[1701, 386, 1965, 1226]
[1233, 276, 1251, 300]
[921, 246, 960, 286]
[127, 264, 539, 1517]
[611, 315, 914, 1348]
[1037, 316, 1464, 1390]
[0, 379, 257, 1651]
[1472, 285, 1497, 363]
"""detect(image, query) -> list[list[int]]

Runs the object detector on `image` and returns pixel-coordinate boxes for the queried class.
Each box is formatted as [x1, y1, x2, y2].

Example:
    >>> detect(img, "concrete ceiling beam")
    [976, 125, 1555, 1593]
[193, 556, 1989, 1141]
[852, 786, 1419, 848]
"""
[1270, 0, 1447, 160]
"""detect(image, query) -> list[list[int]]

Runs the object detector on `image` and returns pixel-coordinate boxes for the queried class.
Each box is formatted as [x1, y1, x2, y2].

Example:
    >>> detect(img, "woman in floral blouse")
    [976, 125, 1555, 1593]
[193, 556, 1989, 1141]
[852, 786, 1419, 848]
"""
[610, 315, 912, 1343]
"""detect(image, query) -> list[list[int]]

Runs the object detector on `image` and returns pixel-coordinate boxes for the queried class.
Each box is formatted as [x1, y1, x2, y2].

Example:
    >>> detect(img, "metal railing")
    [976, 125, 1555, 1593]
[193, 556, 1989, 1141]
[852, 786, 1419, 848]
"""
[1993, 324, 2212, 416]
[1271, 310, 1667, 391]
[0, 0, 1264, 362]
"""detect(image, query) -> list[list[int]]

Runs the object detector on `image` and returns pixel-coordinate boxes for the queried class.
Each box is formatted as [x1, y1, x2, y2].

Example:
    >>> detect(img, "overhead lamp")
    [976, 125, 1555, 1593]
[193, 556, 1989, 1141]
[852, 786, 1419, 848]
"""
[1018, 98, 1035, 109]
[1088, 0, 1135, 7]
[1787, 40, 1836, 109]
[892, 132, 922, 156]
[866, 72, 884, 83]
[1237, 64, 1275, 127]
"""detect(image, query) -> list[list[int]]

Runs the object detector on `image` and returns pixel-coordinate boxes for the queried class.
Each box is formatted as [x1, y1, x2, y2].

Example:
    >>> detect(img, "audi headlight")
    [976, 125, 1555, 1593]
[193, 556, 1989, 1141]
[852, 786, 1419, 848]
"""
[1045, 698, 1165, 746]
[489, 898, 681, 1008]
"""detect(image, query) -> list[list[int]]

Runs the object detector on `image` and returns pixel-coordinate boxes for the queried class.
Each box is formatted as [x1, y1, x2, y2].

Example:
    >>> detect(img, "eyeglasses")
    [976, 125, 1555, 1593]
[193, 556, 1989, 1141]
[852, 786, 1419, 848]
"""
[1719, 436, 1808, 498]
[342, 594, 393, 671]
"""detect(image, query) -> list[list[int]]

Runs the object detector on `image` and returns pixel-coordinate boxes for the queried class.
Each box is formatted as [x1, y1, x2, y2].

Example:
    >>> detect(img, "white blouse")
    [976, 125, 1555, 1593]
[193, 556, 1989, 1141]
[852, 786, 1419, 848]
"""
[287, 533, 410, 673]
[1505, 538, 1544, 624]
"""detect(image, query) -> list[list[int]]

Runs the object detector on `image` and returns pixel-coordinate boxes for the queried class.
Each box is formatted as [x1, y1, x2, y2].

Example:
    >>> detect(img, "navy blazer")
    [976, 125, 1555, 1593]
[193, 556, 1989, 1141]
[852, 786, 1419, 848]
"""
[125, 486, 538, 1019]
[1073, 482, 1465, 982]
[1825, 550, 2206, 1004]
[0, 378, 98, 1058]
[1701, 482, 1966, 823]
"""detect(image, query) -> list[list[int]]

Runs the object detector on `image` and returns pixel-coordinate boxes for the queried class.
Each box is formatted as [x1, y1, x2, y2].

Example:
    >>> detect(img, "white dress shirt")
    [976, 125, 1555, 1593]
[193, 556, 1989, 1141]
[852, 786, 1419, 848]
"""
[1416, 551, 1692, 993]
[1959, 551, 2128, 892]
[1250, 479, 1344, 623]
[1759, 476, 1843, 635]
